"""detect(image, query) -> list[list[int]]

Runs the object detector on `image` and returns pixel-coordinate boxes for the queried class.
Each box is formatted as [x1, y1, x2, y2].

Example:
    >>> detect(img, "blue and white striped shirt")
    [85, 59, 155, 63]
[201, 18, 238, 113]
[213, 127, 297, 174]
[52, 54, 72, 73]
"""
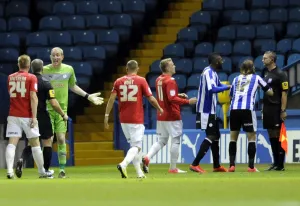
[230, 74, 269, 110]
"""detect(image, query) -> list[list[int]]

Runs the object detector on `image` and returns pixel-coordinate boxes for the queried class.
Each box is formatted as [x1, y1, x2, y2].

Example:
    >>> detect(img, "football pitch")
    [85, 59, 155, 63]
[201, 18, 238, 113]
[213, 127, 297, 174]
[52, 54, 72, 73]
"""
[1, 164, 300, 206]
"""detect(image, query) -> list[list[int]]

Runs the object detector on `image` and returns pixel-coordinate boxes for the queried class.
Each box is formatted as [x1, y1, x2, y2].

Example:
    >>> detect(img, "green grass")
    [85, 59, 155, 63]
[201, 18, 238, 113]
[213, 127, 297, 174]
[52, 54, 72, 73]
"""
[1, 164, 300, 206]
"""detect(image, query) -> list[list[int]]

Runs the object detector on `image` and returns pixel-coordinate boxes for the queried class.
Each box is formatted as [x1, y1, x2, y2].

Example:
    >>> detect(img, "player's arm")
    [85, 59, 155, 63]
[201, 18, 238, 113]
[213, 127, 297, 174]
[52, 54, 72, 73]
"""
[257, 76, 273, 96]
[205, 71, 230, 93]
[280, 72, 289, 113]
[30, 76, 38, 128]
[46, 83, 68, 120]
[104, 92, 117, 129]
[229, 78, 236, 99]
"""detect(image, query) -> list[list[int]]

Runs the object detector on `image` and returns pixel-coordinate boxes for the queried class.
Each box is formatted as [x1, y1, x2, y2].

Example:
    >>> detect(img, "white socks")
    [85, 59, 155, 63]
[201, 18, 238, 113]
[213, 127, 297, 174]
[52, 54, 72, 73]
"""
[6, 144, 16, 175]
[170, 141, 180, 170]
[31, 146, 45, 174]
[146, 142, 164, 159]
[132, 152, 144, 177]
[120, 147, 139, 168]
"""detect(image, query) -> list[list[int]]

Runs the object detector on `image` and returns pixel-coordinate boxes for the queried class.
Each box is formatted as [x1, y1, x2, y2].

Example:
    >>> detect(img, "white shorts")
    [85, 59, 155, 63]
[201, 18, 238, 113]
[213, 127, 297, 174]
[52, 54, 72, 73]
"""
[6, 116, 40, 139]
[121, 123, 144, 146]
[157, 120, 183, 138]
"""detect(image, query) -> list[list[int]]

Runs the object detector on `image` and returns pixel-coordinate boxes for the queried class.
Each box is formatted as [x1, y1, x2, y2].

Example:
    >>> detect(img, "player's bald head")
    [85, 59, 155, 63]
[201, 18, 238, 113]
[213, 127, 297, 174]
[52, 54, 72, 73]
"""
[126, 60, 138, 71]
[51, 47, 64, 55]
[31, 59, 44, 73]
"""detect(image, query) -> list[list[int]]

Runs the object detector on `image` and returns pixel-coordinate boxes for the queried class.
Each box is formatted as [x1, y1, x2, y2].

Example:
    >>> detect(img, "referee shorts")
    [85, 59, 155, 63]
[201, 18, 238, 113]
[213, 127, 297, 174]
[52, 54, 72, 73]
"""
[37, 111, 53, 139]
[263, 104, 282, 129]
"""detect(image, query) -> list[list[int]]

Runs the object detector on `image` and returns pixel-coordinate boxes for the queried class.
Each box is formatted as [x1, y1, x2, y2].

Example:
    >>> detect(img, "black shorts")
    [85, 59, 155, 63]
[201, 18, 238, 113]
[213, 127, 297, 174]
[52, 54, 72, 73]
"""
[37, 111, 53, 139]
[263, 104, 281, 129]
[230, 109, 256, 132]
[196, 113, 220, 138]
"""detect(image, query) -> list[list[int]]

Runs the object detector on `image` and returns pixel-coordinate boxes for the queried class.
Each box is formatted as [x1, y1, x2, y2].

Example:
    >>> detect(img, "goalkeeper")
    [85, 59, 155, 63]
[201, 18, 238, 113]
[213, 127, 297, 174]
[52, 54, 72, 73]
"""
[43, 47, 104, 178]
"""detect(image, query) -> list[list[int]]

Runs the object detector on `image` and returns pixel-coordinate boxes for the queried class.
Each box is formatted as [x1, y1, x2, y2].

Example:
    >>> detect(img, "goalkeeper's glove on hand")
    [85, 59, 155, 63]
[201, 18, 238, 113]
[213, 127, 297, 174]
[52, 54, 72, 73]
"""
[86, 92, 104, 105]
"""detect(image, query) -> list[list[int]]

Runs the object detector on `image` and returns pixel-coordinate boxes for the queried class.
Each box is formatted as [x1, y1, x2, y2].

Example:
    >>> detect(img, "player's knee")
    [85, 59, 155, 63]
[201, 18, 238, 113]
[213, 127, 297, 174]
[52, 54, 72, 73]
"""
[171, 135, 181, 145]
[42, 138, 53, 147]
[130, 141, 142, 151]
[8, 137, 19, 146]
[247, 132, 256, 142]
[230, 131, 239, 142]
[56, 133, 66, 144]
[28, 137, 40, 147]
[158, 137, 169, 146]
[267, 129, 280, 138]
[207, 135, 218, 142]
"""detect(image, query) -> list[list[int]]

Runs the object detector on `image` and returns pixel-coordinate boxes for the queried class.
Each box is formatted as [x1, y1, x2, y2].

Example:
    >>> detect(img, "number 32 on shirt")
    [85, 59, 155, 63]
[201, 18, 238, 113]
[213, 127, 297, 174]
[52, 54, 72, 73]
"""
[119, 85, 138, 102]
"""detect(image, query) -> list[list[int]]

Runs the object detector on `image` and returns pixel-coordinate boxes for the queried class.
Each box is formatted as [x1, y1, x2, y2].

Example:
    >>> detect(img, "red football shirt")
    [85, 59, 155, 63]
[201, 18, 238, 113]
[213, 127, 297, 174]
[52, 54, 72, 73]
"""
[156, 74, 189, 121]
[112, 74, 152, 124]
[8, 71, 38, 118]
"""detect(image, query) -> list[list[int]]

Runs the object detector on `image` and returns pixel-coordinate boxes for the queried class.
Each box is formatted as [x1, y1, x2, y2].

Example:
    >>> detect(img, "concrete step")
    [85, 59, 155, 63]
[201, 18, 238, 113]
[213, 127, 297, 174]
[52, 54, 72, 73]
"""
[117, 66, 149, 74]
[73, 123, 113, 132]
[169, 2, 201, 10]
[144, 34, 177, 42]
[74, 142, 114, 151]
[126, 58, 156, 66]
[156, 18, 189, 27]
[84, 106, 106, 115]
[75, 157, 124, 165]
[75, 150, 124, 158]
[130, 49, 162, 58]
[138, 42, 167, 50]
[150, 26, 184, 35]
[76, 114, 113, 123]
[164, 10, 196, 18]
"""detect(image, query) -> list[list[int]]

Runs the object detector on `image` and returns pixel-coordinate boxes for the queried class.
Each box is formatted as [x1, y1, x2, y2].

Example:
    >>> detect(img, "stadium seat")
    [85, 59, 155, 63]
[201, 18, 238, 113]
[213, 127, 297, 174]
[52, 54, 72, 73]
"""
[254, 55, 264, 70]
[86, 15, 109, 29]
[8, 17, 31, 31]
[233, 40, 251, 56]
[186, 89, 198, 99]
[0, 18, 5, 31]
[251, 0, 269, 9]
[231, 10, 249, 24]
[72, 62, 92, 77]
[193, 57, 209, 73]
[224, 0, 245, 10]
[286, 22, 300, 38]
[62, 15, 85, 30]
[0, 74, 9, 123]
[276, 54, 285, 68]
[194, 42, 213, 57]
[26, 32, 48, 47]
[292, 38, 300, 53]
[73, 30, 96, 45]
[222, 56, 232, 73]
[202, 0, 223, 10]
[269, 8, 288, 22]
[163, 43, 185, 58]
[39, 16, 62, 30]
[253, 39, 277, 55]
[173, 74, 187, 91]
[49, 31, 72, 46]
[232, 56, 252, 67]
[147, 73, 160, 89]
[238, 56, 254, 68]
[122, 0, 146, 24]
[80, 46, 106, 74]
[228, 72, 240, 84]
[5, 1, 29, 17]
[96, 30, 120, 57]
[0, 33, 19, 48]
[217, 26, 235, 41]
[0, 3, 3, 17]
[177, 27, 198, 42]
[256, 24, 275, 39]
[236, 25, 255, 40]
[27, 47, 51, 60]
[218, 72, 228, 81]
[289, 8, 300, 22]
[0, 63, 14, 75]
[100, 0, 122, 14]
[276, 38, 292, 54]
[174, 58, 193, 74]
[76, 1, 98, 14]
[62, 47, 82, 61]
[289, 0, 300, 7]
[110, 14, 132, 41]
[53, 1, 75, 15]
[287, 53, 300, 64]
[190, 11, 211, 26]
[37, 1, 54, 16]
[0, 48, 19, 62]
[270, 0, 288, 8]
[76, 76, 90, 91]
[250, 9, 269, 23]
[214, 41, 232, 56]
[150, 60, 161, 73]
[187, 73, 201, 89]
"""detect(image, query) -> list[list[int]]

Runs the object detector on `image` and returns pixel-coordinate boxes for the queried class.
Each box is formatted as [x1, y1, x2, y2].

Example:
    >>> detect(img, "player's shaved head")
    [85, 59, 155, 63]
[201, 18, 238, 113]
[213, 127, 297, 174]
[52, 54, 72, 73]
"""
[18, 55, 31, 70]
[51, 47, 64, 55]
[126, 60, 138, 71]
[31, 59, 44, 73]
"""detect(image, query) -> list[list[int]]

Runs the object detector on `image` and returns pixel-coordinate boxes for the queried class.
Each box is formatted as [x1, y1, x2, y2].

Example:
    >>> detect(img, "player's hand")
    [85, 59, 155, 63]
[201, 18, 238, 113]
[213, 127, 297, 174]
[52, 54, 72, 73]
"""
[227, 85, 232, 90]
[189, 97, 197, 105]
[104, 116, 109, 129]
[158, 107, 164, 115]
[62, 114, 69, 121]
[280, 111, 287, 121]
[88, 92, 104, 105]
[178, 93, 188, 99]
[30, 118, 38, 128]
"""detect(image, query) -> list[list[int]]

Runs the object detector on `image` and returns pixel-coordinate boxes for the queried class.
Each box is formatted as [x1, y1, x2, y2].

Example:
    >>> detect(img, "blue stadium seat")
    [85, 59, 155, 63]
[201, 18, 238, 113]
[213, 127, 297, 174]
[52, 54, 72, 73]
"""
[256, 24, 275, 39]
[253, 39, 276, 54]
[238, 56, 254, 67]
[150, 60, 161, 73]
[5, 1, 29, 17]
[270, 0, 288, 8]
[254, 55, 264, 70]
[289, 0, 300, 7]
[236, 25, 255, 40]
[73, 30, 95, 45]
[0, 48, 19, 62]
[228, 72, 240, 84]
[276, 54, 285, 68]
[110, 14, 132, 41]
[0, 74, 9, 123]
[202, 0, 223, 10]
[193, 57, 209, 73]
[187, 73, 201, 89]
[286, 22, 300, 38]
[96, 30, 119, 57]
[0, 63, 14, 75]
[37, 1, 54, 16]
[231, 10, 250, 24]
[217, 26, 235, 40]
[39, 16, 62, 30]
[177, 27, 198, 42]
[86, 15, 109, 29]
[27, 47, 51, 60]
[0, 18, 5, 31]
[80, 46, 106, 74]
[0, 3, 3, 17]
[53, 1, 75, 15]
[72, 62, 93, 77]
[163, 43, 184, 58]
[147, 73, 160, 89]
[62, 15, 85, 30]
[0, 33, 19, 47]
[76, 1, 98, 14]
[233, 40, 251, 55]
[26, 32, 48, 47]
[251, 0, 269, 9]
[292, 38, 300, 53]
[8, 17, 31, 31]
[232, 56, 252, 67]
[289, 8, 300, 22]
[214, 41, 232, 56]
[174, 58, 193, 74]
[186, 89, 198, 99]
[190, 11, 211, 26]
[173, 74, 187, 91]
[269, 8, 288, 22]
[222, 56, 232, 73]
[76, 76, 90, 91]
[100, 0, 122, 14]
[287, 53, 300, 64]
[251, 9, 269, 23]
[61, 47, 82, 61]
[122, 0, 146, 24]
[276, 38, 292, 54]
[224, 0, 245, 10]
[194, 42, 213, 57]
[218, 72, 228, 81]
[49, 31, 72, 46]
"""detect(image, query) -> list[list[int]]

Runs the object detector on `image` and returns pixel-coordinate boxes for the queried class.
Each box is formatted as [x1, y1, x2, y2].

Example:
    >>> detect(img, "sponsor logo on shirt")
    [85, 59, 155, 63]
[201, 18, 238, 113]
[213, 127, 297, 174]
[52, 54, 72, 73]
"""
[53, 83, 65, 88]
[170, 90, 175, 96]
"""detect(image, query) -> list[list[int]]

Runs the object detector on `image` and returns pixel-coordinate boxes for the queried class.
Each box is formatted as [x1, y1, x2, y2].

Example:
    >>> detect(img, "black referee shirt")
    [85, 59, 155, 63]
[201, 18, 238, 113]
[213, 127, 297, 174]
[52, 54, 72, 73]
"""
[35, 73, 55, 112]
[263, 67, 288, 105]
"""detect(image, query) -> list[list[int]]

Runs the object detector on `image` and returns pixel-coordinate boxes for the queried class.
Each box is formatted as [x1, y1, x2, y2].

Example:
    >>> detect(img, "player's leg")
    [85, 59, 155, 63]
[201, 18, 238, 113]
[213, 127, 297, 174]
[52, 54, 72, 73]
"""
[42, 137, 53, 172]
[131, 141, 145, 178]
[5, 116, 22, 179]
[15, 138, 31, 178]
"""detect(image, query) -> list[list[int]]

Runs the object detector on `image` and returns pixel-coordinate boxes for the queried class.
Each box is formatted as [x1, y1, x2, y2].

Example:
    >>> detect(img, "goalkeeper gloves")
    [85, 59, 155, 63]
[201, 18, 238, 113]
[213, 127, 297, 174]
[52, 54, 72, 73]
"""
[86, 92, 104, 105]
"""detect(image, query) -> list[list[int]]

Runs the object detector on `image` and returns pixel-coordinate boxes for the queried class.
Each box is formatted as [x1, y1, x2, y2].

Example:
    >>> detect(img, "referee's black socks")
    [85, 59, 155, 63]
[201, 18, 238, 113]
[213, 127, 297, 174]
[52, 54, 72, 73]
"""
[229, 141, 237, 167]
[278, 141, 286, 169]
[248, 142, 256, 169]
[43, 147, 52, 171]
[192, 139, 211, 166]
[211, 140, 220, 168]
[270, 138, 279, 166]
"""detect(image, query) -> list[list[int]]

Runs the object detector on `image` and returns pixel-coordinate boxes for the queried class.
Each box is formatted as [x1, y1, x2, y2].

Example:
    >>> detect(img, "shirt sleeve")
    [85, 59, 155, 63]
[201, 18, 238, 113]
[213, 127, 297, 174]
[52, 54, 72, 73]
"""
[45, 81, 55, 100]
[30, 75, 38, 92]
[279, 71, 289, 91]
[68, 67, 77, 87]
[257, 76, 270, 92]
[230, 78, 236, 97]
[112, 80, 118, 94]
[142, 79, 152, 97]
[204, 70, 216, 91]
[166, 79, 189, 105]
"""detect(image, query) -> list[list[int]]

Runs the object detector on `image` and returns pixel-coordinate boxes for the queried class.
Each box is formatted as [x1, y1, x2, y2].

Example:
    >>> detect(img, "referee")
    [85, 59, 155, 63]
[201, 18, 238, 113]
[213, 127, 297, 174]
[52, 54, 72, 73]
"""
[262, 51, 288, 171]
[15, 59, 68, 178]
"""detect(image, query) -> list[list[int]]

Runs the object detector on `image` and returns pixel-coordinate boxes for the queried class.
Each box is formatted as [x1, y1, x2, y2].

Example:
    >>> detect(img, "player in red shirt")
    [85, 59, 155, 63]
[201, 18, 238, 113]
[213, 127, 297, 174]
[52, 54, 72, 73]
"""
[6, 55, 52, 179]
[104, 60, 163, 178]
[142, 58, 197, 173]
